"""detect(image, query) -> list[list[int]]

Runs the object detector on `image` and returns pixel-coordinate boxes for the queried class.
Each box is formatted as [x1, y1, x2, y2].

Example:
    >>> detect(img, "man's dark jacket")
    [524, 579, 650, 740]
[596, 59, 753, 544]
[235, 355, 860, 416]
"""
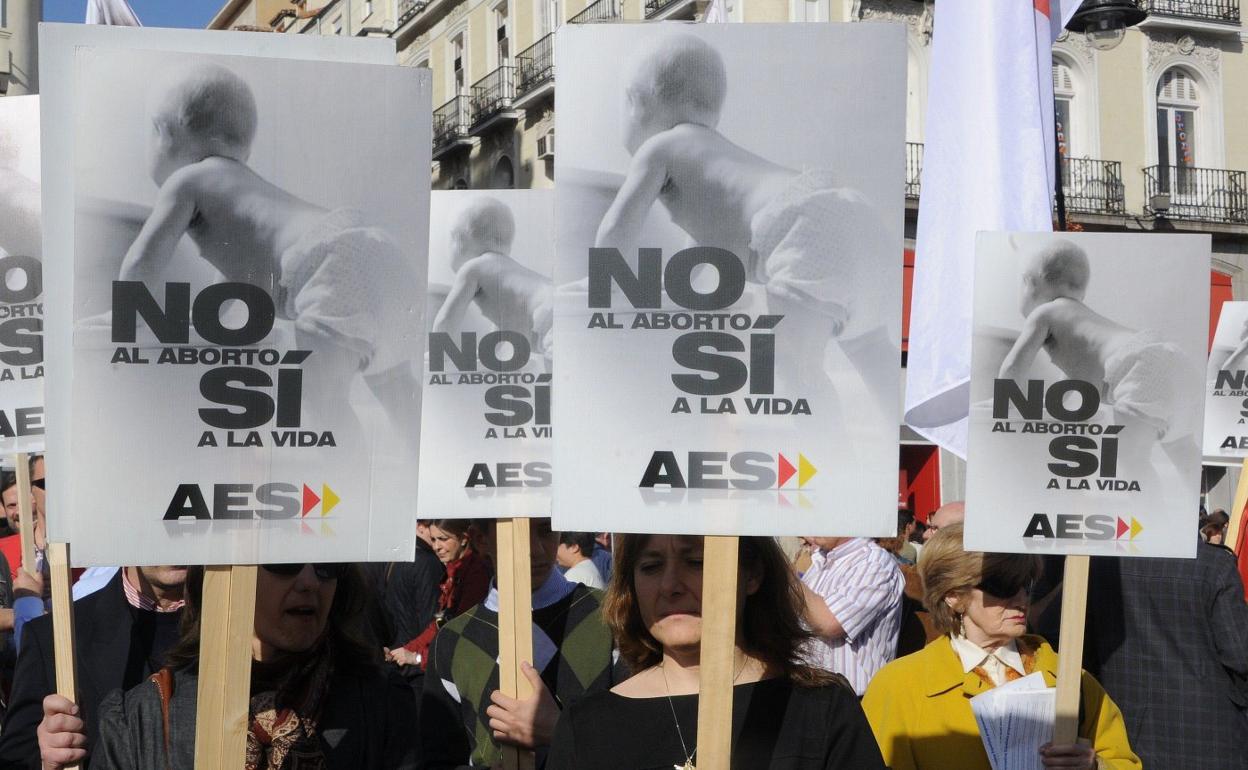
[1081, 540, 1248, 769]
[0, 571, 181, 769]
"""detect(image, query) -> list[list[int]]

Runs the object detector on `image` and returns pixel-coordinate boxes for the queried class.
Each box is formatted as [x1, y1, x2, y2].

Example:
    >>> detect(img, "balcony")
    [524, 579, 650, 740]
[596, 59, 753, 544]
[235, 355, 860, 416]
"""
[570, 0, 622, 23]
[397, 0, 428, 25]
[470, 66, 522, 132]
[1061, 158, 1126, 215]
[1144, 164, 1248, 223]
[1140, 0, 1240, 23]
[514, 34, 555, 109]
[432, 95, 476, 157]
[905, 142, 923, 199]
[645, 0, 695, 19]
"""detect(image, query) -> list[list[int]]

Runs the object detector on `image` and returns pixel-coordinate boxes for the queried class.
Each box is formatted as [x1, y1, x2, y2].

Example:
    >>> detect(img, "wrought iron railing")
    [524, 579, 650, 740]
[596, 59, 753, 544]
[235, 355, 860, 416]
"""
[1140, 0, 1240, 22]
[645, 0, 689, 17]
[433, 95, 471, 150]
[905, 142, 923, 199]
[470, 66, 517, 127]
[1061, 158, 1126, 215]
[1144, 164, 1248, 223]
[397, 0, 427, 25]
[516, 34, 554, 97]
[570, 0, 622, 23]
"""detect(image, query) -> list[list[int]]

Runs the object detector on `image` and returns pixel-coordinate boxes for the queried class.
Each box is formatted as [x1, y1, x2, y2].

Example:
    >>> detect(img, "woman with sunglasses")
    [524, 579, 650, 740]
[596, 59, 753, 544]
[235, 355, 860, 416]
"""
[861, 524, 1140, 770]
[91, 562, 418, 769]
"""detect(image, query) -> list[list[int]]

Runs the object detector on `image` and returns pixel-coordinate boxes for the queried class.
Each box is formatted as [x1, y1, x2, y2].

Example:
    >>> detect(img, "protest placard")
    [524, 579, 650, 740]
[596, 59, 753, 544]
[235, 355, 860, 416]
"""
[551, 23, 905, 537]
[1204, 301, 1248, 463]
[40, 26, 429, 566]
[419, 191, 553, 518]
[965, 232, 1209, 558]
[0, 95, 44, 455]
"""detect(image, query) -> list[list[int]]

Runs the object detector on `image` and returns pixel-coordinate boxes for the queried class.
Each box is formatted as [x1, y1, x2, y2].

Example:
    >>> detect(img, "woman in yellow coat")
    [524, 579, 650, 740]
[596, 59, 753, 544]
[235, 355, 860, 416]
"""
[861, 525, 1141, 770]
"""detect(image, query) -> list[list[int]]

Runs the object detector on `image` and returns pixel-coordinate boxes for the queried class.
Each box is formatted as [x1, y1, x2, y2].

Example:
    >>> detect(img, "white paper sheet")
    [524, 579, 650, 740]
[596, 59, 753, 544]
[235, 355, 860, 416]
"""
[970, 672, 1055, 770]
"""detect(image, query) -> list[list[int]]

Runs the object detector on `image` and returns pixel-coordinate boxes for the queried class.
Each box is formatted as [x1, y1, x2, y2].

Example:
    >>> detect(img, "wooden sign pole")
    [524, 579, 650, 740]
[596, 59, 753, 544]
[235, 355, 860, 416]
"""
[1053, 554, 1090, 745]
[194, 565, 258, 768]
[48, 543, 80, 770]
[496, 518, 535, 770]
[13, 452, 36, 573]
[1226, 457, 1248, 553]
[696, 535, 739, 770]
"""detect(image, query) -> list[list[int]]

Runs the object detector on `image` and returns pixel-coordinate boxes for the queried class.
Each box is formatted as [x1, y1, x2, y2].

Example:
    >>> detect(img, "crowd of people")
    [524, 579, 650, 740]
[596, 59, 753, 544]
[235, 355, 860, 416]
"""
[0, 460, 1245, 768]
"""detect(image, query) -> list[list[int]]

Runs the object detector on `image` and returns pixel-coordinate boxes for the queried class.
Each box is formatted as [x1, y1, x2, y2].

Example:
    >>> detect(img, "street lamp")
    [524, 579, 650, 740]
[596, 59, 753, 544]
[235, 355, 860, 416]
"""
[1065, 0, 1148, 52]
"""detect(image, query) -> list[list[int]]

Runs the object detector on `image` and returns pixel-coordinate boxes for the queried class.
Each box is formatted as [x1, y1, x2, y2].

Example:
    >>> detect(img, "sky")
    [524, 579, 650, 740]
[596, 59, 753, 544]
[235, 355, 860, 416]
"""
[43, 0, 225, 28]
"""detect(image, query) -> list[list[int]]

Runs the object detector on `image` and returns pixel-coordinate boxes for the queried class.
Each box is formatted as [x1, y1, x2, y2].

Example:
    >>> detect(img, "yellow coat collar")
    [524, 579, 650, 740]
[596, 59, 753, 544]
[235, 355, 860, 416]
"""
[923, 635, 1059, 698]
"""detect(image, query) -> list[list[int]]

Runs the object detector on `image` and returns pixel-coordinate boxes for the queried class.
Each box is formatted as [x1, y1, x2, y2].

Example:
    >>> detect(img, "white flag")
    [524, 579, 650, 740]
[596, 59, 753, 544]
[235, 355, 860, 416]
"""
[903, 0, 1075, 456]
[86, 0, 142, 26]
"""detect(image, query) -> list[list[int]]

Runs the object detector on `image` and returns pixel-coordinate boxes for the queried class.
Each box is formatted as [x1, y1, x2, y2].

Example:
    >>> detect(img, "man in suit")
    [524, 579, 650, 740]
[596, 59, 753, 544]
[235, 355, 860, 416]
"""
[1080, 540, 1248, 769]
[0, 565, 186, 769]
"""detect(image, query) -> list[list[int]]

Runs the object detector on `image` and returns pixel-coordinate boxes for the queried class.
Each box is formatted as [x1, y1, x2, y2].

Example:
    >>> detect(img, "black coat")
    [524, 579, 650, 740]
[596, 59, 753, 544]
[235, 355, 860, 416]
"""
[1083, 540, 1248, 769]
[0, 572, 180, 769]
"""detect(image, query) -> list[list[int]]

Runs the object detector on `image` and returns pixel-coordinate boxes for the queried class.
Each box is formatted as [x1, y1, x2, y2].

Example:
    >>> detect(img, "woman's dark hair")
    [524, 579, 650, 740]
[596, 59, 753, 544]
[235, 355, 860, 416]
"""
[432, 518, 479, 543]
[164, 564, 379, 672]
[603, 534, 837, 688]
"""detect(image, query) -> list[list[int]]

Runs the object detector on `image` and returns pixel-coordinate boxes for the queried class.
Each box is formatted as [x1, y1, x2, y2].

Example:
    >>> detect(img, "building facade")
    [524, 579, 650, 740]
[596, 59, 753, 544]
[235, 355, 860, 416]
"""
[211, 0, 1248, 517]
[0, 0, 41, 96]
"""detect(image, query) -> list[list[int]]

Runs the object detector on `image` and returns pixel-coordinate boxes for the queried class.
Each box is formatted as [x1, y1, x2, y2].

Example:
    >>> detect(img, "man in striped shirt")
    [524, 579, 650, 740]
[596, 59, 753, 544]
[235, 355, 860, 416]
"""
[798, 537, 905, 696]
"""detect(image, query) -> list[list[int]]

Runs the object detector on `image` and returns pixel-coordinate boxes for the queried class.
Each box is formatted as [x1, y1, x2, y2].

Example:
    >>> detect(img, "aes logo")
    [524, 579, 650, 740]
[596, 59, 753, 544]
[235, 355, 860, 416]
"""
[1021, 513, 1143, 541]
[163, 482, 341, 520]
[639, 451, 816, 490]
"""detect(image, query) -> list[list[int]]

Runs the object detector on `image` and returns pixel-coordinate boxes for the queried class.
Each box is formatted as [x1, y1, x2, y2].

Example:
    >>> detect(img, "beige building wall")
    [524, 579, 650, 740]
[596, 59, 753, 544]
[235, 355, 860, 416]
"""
[0, 0, 41, 96]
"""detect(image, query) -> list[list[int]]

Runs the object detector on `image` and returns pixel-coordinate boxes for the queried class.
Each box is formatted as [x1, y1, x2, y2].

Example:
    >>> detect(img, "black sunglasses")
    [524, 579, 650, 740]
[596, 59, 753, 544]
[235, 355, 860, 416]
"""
[975, 574, 1035, 600]
[262, 563, 346, 580]
[30, 479, 45, 490]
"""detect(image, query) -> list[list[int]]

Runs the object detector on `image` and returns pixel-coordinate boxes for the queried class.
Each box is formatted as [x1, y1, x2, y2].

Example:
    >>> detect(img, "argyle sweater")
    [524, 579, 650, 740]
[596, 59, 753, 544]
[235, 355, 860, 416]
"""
[419, 584, 623, 769]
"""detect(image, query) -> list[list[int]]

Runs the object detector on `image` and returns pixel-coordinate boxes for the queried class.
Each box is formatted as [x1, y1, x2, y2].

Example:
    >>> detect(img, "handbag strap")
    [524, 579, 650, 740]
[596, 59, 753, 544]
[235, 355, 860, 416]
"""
[149, 668, 176, 770]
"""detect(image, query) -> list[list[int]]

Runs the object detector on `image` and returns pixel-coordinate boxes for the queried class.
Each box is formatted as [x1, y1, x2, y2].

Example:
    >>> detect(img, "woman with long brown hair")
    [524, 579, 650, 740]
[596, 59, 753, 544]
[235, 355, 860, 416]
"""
[546, 534, 885, 769]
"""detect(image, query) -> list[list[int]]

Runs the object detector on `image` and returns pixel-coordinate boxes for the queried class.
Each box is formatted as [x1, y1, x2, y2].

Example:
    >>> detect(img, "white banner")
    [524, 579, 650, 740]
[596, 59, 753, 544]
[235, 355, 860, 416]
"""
[42, 27, 429, 566]
[418, 191, 553, 517]
[0, 96, 44, 454]
[1204, 301, 1248, 463]
[965, 232, 1209, 558]
[551, 24, 905, 536]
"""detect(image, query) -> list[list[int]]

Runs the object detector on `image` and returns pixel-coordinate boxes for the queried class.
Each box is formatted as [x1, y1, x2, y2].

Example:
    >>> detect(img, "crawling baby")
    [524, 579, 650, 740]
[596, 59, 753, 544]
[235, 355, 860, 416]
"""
[999, 239, 1188, 444]
[120, 62, 421, 449]
[433, 196, 553, 372]
[595, 33, 893, 410]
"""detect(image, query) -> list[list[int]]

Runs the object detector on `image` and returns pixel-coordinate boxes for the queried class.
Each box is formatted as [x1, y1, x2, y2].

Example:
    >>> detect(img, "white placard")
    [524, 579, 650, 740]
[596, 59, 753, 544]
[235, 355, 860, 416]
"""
[551, 23, 905, 536]
[1204, 301, 1248, 463]
[418, 190, 553, 517]
[0, 95, 44, 454]
[965, 232, 1208, 558]
[42, 26, 430, 566]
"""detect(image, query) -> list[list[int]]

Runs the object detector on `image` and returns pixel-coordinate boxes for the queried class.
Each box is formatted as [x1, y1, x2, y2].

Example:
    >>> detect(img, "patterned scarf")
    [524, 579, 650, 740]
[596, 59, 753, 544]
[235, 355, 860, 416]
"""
[968, 637, 1037, 689]
[245, 639, 334, 770]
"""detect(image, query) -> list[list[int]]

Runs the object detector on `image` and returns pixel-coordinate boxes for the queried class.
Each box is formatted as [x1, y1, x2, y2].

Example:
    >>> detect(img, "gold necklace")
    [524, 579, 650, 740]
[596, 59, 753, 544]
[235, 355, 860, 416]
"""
[658, 655, 749, 770]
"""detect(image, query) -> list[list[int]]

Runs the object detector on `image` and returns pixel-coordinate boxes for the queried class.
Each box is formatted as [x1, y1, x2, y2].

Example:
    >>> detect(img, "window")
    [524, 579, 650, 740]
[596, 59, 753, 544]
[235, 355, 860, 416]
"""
[492, 156, 515, 189]
[495, 4, 510, 67]
[540, 0, 561, 37]
[1053, 61, 1076, 160]
[1157, 68, 1199, 169]
[451, 33, 466, 95]
[792, 0, 828, 22]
